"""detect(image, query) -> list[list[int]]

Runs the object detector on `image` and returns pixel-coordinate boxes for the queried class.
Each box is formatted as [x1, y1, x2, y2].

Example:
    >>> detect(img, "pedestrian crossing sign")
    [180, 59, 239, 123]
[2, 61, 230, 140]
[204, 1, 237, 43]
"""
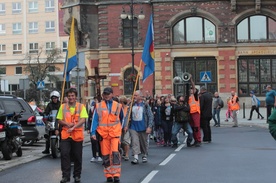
[200, 71, 212, 82]
[37, 80, 45, 89]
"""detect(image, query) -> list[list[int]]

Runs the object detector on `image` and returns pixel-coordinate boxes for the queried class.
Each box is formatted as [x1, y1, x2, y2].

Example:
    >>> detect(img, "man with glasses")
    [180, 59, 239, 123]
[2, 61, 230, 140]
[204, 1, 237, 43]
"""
[90, 87, 124, 183]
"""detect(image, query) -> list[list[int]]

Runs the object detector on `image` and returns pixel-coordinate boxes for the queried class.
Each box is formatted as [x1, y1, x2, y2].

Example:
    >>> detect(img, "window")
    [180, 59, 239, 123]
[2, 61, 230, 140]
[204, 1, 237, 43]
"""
[13, 23, 22, 34]
[62, 41, 68, 52]
[173, 57, 217, 96]
[45, 21, 55, 32]
[28, 1, 38, 13]
[0, 3, 5, 15]
[124, 68, 139, 95]
[15, 67, 22, 75]
[29, 43, 38, 53]
[48, 66, 55, 72]
[237, 15, 276, 42]
[29, 22, 38, 33]
[9, 84, 19, 91]
[46, 42, 55, 53]
[238, 56, 276, 96]
[173, 17, 216, 44]
[12, 2, 21, 14]
[123, 18, 138, 47]
[0, 44, 6, 54]
[13, 43, 22, 54]
[45, 0, 54, 12]
[0, 24, 5, 34]
[0, 67, 6, 75]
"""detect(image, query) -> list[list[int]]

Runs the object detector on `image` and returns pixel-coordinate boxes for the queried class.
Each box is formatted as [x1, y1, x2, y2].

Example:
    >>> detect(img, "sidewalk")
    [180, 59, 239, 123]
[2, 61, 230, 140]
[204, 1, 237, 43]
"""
[218, 107, 268, 129]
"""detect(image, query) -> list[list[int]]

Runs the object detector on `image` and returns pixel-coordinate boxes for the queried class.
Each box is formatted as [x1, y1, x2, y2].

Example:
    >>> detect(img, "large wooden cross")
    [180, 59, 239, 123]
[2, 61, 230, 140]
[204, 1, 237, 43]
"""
[87, 67, 106, 102]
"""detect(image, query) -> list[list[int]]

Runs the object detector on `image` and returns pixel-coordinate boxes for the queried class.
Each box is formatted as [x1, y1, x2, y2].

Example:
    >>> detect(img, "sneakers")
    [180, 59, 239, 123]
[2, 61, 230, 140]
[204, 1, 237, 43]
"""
[114, 176, 120, 183]
[131, 158, 139, 164]
[122, 156, 129, 161]
[142, 156, 147, 163]
[90, 157, 96, 162]
[232, 125, 238, 127]
[247, 118, 252, 120]
[261, 117, 264, 119]
[60, 177, 70, 183]
[225, 119, 228, 122]
[106, 177, 113, 182]
[74, 176, 81, 183]
[97, 157, 103, 162]
[171, 143, 178, 148]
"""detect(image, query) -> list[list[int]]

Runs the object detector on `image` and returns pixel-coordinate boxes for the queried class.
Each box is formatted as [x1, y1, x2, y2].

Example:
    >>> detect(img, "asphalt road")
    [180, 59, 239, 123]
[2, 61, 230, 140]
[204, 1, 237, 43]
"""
[0, 125, 275, 183]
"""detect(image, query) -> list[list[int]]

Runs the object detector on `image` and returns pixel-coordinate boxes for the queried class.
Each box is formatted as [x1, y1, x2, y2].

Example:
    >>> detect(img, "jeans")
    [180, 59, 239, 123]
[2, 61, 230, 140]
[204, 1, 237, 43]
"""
[171, 122, 193, 145]
[212, 108, 221, 125]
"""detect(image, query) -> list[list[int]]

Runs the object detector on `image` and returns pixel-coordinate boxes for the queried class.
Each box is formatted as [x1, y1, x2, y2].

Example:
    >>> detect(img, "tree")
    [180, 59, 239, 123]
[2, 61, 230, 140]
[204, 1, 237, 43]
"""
[21, 47, 63, 88]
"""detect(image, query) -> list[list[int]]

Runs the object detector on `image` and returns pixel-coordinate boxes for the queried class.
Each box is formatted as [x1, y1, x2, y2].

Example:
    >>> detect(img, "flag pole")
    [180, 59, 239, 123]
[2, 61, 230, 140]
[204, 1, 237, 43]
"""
[125, 59, 143, 128]
[61, 53, 68, 104]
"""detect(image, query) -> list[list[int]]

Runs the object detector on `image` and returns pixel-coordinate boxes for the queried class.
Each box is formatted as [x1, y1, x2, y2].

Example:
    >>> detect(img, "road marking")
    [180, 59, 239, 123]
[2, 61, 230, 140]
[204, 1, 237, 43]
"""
[159, 154, 176, 166]
[140, 170, 159, 183]
[175, 144, 185, 152]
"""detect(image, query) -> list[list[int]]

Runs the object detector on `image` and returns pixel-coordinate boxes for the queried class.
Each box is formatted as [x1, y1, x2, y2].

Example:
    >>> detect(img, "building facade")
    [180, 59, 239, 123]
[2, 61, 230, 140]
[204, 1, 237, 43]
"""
[0, 0, 68, 95]
[36, 0, 276, 105]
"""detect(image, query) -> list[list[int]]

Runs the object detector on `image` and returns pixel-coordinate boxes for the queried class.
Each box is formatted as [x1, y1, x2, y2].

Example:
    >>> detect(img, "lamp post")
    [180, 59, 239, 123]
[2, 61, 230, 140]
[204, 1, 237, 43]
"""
[120, 1, 145, 91]
[173, 72, 191, 98]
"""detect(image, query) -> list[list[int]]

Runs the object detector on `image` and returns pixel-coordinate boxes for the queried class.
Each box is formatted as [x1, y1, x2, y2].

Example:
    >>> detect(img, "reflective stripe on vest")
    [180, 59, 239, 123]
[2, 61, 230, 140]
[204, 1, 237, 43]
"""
[97, 101, 121, 127]
[189, 95, 200, 114]
[96, 101, 122, 138]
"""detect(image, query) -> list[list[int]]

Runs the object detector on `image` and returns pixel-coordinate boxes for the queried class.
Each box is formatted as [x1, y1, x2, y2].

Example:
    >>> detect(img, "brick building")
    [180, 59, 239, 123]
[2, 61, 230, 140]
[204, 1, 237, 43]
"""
[62, 0, 276, 105]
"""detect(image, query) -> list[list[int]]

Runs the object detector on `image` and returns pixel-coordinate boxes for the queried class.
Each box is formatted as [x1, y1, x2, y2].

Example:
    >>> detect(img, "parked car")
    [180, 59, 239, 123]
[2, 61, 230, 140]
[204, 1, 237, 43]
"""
[0, 95, 39, 145]
[29, 105, 45, 141]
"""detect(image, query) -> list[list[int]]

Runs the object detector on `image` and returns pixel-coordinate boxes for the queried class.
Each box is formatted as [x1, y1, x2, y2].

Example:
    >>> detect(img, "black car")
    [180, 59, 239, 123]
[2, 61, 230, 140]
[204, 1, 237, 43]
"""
[0, 95, 39, 145]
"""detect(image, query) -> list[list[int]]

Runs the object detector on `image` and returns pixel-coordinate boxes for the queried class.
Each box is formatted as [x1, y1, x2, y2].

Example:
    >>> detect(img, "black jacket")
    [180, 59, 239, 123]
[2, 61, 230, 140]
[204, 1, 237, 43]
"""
[199, 91, 213, 119]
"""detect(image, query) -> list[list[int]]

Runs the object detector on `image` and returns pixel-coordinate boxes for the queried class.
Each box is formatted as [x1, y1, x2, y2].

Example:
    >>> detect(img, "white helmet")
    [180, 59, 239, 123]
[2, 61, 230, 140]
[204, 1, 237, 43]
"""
[50, 91, 60, 99]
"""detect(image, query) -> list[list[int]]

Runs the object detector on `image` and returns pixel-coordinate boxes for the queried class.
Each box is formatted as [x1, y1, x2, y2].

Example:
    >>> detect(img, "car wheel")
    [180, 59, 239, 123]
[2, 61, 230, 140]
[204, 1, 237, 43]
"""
[22, 140, 35, 146]
[1, 140, 12, 160]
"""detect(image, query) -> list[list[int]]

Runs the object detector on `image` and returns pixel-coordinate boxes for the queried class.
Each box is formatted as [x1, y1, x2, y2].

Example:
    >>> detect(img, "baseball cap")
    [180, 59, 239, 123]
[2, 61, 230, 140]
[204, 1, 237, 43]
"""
[103, 87, 113, 95]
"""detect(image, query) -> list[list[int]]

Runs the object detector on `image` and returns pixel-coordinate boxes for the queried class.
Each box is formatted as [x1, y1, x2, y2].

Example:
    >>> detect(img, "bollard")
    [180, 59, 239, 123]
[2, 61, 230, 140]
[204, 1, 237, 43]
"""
[243, 102, 245, 118]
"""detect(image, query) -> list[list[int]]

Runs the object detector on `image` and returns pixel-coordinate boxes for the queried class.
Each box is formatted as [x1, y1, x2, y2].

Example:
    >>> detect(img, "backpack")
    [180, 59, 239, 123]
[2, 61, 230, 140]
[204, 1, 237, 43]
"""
[256, 97, 261, 108]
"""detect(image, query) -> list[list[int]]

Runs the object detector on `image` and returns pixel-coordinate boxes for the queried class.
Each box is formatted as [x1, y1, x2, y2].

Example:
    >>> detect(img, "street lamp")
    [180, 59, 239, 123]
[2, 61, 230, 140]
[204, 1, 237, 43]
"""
[120, 0, 145, 91]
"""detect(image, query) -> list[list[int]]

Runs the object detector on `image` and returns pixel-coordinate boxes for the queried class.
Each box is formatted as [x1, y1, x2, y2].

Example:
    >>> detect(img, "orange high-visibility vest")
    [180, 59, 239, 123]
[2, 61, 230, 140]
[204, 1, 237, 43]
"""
[230, 95, 240, 110]
[122, 106, 129, 118]
[189, 95, 200, 114]
[96, 101, 122, 138]
[61, 103, 84, 141]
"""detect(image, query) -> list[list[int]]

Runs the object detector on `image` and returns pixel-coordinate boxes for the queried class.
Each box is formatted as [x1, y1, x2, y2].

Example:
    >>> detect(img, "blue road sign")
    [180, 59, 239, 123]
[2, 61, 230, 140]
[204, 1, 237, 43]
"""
[37, 80, 45, 89]
[200, 71, 212, 83]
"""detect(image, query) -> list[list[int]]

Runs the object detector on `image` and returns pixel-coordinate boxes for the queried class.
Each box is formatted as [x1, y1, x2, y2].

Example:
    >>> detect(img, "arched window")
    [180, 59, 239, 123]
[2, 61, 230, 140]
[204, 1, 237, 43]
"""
[173, 17, 216, 44]
[122, 18, 138, 47]
[124, 68, 138, 95]
[237, 15, 276, 42]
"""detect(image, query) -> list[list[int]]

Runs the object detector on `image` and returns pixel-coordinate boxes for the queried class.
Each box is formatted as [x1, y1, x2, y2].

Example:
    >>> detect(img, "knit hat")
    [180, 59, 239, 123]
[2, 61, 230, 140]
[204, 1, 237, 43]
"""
[250, 91, 254, 94]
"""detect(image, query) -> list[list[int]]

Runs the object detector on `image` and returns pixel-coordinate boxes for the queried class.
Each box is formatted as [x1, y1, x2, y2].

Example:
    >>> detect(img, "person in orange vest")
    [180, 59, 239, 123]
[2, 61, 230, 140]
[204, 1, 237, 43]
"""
[230, 91, 240, 127]
[189, 77, 201, 147]
[90, 87, 124, 183]
[56, 88, 88, 183]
